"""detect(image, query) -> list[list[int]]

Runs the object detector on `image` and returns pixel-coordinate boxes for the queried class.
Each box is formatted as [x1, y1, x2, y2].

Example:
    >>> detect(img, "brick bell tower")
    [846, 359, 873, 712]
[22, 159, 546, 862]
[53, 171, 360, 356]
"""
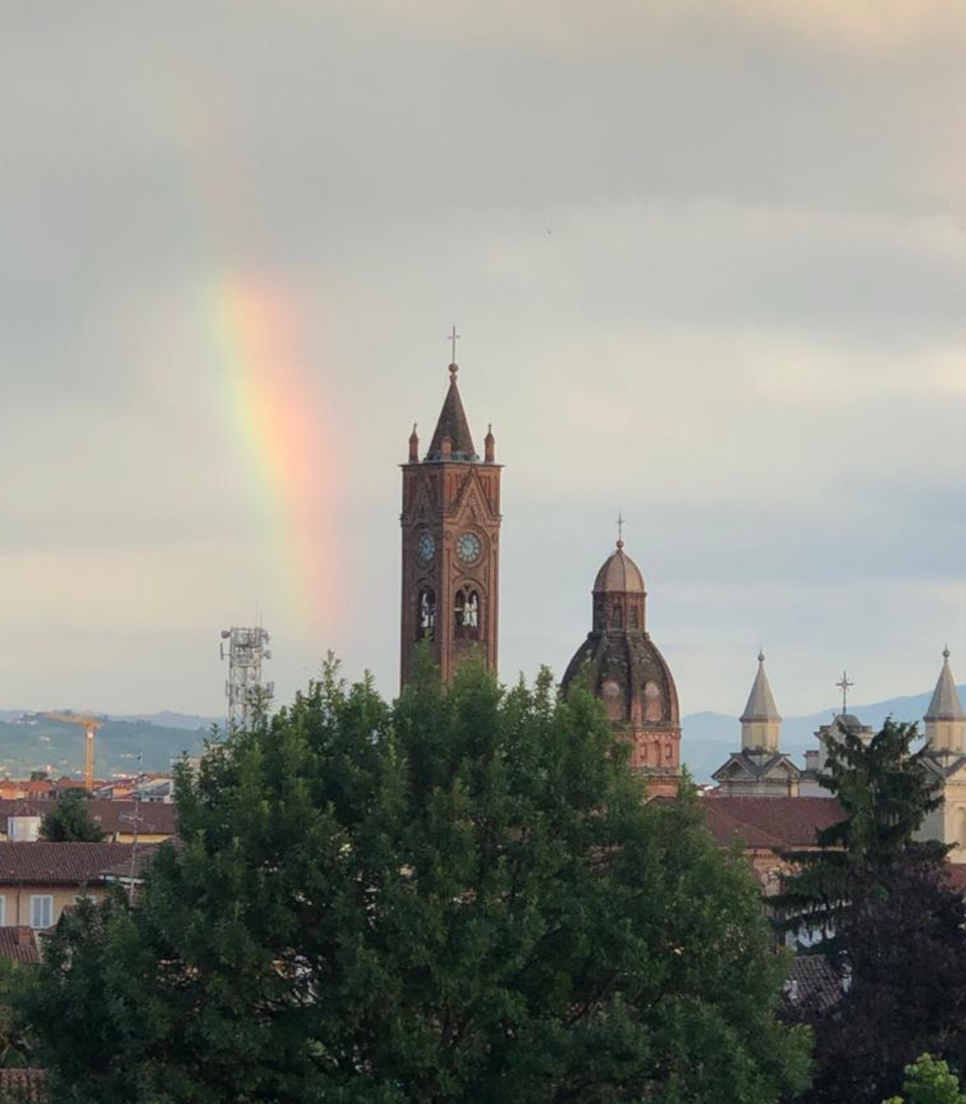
[400, 352, 502, 686]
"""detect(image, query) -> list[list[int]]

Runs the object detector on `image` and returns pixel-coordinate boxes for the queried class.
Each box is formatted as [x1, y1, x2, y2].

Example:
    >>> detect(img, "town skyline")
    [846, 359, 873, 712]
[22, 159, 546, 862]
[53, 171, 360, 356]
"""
[2, 2, 965, 717]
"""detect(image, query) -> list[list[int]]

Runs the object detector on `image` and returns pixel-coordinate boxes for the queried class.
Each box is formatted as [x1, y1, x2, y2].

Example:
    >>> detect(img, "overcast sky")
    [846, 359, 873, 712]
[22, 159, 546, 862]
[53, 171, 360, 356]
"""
[2, 0, 966, 721]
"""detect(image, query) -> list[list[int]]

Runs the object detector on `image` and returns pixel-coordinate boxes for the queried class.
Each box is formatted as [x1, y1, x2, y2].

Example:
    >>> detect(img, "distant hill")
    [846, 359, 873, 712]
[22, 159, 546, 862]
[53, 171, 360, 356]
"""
[681, 686, 957, 782]
[0, 713, 215, 779]
[111, 712, 220, 732]
[0, 690, 954, 784]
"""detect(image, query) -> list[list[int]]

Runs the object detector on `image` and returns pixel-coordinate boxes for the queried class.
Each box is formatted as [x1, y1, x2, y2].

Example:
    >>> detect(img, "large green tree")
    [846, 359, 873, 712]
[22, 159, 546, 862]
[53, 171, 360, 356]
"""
[22, 657, 809, 1104]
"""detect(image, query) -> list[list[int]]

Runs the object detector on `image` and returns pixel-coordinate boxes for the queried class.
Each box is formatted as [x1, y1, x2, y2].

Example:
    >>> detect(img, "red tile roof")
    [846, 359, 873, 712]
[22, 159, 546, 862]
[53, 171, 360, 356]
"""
[0, 842, 136, 885]
[0, 1068, 46, 1101]
[0, 799, 176, 837]
[17, 782, 53, 797]
[701, 796, 845, 851]
[0, 927, 40, 965]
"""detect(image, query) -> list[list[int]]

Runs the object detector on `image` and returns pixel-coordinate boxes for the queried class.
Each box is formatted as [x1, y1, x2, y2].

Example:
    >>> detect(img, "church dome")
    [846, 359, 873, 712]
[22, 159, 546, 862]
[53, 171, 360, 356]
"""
[593, 543, 645, 594]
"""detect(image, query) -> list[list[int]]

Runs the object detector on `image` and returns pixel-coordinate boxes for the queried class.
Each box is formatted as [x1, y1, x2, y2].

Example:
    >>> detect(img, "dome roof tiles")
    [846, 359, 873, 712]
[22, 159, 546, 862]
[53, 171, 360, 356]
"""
[593, 544, 645, 594]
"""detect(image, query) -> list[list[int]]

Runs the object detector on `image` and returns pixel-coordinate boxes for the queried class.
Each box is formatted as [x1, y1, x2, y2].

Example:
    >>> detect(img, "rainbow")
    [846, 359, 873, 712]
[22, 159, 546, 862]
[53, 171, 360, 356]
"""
[211, 277, 338, 629]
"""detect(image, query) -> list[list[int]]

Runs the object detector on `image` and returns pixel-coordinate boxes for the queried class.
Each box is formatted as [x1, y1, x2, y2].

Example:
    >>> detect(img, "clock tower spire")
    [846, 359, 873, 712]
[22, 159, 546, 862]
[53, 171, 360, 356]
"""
[400, 348, 502, 686]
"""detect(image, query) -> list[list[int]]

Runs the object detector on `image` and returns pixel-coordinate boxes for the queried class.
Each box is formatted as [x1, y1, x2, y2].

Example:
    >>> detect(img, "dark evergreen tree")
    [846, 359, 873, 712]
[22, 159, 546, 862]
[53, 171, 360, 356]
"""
[788, 849, 966, 1104]
[39, 792, 105, 842]
[21, 657, 809, 1104]
[776, 719, 966, 1104]
[774, 718, 943, 950]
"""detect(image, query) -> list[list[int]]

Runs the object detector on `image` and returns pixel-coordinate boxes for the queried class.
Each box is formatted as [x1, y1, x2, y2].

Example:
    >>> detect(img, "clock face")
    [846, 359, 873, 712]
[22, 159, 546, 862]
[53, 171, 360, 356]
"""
[416, 531, 436, 564]
[456, 531, 482, 564]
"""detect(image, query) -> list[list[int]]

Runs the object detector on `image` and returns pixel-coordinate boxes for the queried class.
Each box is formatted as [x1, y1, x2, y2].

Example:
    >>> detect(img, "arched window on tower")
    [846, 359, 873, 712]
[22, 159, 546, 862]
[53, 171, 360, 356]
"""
[611, 604, 623, 630]
[455, 588, 481, 640]
[417, 587, 436, 641]
[628, 605, 639, 629]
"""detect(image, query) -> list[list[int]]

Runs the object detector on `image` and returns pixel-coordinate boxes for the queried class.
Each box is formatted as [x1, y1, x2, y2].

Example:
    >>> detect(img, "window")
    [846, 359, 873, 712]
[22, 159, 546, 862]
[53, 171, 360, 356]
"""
[454, 588, 481, 640]
[644, 680, 664, 722]
[611, 605, 623, 629]
[601, 679, 624, 721]
[957, 807, 966, 850]
[0, 896, 6, 926]
[416, 587, 436, 641]
[628, 606, 639, 629]
[30, 895, 53, 930]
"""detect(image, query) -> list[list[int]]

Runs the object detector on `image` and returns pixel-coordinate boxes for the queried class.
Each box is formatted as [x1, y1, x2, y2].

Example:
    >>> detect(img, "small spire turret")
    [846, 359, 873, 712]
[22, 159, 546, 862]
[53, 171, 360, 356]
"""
[741, 649, 782, 753]
[484, 424, 495, 463]
[925, 647, 966, 754]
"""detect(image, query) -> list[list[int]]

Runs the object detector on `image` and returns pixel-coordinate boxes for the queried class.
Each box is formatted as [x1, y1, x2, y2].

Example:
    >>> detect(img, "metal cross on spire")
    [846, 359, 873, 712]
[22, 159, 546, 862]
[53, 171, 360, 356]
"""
[836, 670, 854, 714]
[616, 511, 625, 548]
[448, 325, 460, 365]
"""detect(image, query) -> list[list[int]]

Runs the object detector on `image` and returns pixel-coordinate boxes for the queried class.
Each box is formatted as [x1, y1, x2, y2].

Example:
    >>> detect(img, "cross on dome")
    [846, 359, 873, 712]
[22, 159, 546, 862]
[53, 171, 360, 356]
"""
[836, 670, 854, 714]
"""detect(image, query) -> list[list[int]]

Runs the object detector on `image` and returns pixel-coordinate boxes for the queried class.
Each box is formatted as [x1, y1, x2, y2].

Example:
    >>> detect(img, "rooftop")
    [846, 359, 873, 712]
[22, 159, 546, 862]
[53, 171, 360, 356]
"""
[593, 543, 645, 595]
[701, 795, 845, 851]
[424, 365, 479, 462]
[0, 842, 138, 885]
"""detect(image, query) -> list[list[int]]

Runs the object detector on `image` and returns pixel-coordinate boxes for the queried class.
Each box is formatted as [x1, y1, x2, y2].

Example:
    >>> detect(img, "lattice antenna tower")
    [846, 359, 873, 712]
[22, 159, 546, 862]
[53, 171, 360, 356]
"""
[220, 626, 274, 730]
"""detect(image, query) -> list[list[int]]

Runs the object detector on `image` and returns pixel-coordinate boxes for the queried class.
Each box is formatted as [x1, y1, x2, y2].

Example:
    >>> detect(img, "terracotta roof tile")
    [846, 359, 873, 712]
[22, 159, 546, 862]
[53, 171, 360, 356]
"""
[701, 796, 845, 850]
[0, 842, 136, 885]
[0, 1068, 47, 1101]
[0, 927, 40, 965]
[0, 799, 176, 837]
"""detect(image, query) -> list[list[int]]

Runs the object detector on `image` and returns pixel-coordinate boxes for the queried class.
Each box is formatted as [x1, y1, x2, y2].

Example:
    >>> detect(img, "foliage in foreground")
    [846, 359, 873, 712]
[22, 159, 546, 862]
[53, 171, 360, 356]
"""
[20, 656, 809, 1104]
[884, 1054, 966, 1104]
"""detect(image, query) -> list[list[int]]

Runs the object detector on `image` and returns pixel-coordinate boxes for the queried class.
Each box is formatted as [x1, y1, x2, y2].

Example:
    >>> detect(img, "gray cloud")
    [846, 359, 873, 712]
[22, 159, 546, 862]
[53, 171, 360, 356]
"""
[1, 2, 965, 716]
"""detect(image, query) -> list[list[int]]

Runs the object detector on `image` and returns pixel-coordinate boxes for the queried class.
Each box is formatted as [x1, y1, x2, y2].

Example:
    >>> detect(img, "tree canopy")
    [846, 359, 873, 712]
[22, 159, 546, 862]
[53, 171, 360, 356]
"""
[21, 656, 808, 1104]
[39, 792, 105, 843]
[884, 1054, 966, 1104]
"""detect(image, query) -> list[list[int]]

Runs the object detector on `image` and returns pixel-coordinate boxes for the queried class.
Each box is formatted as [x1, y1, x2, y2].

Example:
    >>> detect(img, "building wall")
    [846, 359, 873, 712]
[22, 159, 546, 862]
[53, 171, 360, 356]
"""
[920, 779, 966, 862]
[718, 777, 799, 799]
[0, 884, 109, 928]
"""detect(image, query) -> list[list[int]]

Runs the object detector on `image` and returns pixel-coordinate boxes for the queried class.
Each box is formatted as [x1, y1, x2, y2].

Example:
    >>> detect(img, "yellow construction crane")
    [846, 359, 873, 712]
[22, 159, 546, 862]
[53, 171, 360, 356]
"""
[44, 713, 103, 792]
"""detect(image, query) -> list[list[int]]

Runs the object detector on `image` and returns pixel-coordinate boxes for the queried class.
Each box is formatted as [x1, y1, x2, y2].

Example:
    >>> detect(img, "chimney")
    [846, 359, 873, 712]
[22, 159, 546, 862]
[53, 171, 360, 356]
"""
[16, 927, 32, 947]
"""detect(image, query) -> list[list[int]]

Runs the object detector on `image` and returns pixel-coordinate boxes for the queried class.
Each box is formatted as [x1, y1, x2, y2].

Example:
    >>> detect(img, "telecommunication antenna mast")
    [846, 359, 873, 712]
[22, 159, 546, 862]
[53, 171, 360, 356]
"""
[220, 626, 274, 730]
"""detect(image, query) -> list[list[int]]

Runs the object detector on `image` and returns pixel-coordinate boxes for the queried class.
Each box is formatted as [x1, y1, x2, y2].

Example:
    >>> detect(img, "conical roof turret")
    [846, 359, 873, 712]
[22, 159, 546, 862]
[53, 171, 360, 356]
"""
[425, 364, 478, 462]
[925, 647, 966, 722]
[740, 651, 781, 723]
